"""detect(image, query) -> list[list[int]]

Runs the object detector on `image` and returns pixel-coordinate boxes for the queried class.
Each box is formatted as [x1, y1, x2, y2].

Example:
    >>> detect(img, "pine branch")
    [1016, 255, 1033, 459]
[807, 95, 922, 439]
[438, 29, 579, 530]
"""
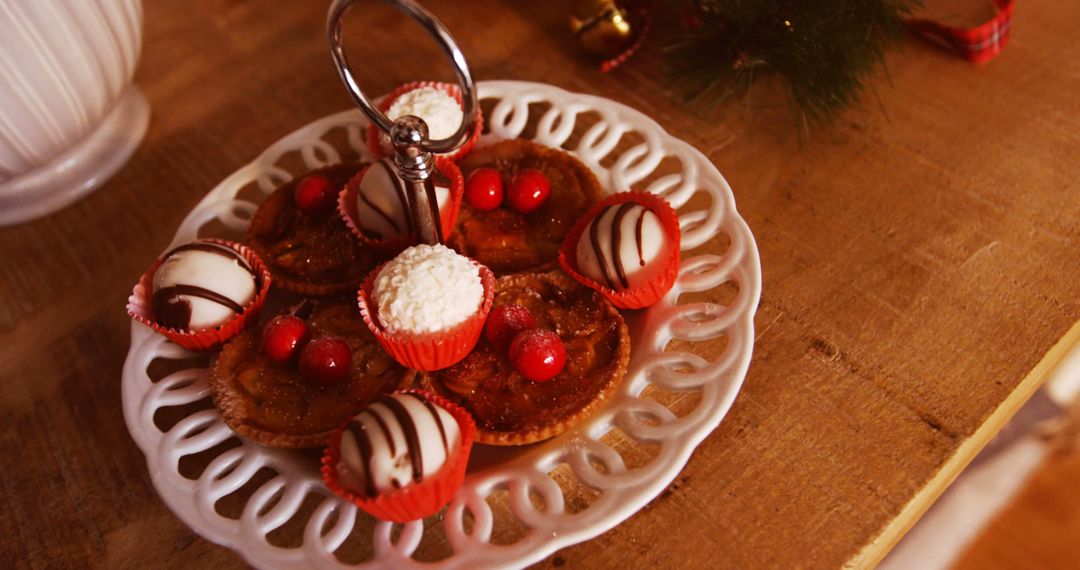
[665, 0, 919, 126]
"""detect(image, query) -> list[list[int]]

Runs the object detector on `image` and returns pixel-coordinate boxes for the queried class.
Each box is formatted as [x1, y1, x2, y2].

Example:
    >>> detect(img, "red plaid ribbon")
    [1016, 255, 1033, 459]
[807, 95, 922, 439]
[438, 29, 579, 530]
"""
[904, 0, 1015, 63]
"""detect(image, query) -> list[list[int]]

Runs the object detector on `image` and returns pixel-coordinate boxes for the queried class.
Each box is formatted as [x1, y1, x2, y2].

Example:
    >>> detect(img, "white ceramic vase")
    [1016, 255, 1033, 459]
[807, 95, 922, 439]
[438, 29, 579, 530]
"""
[0, 0, 150, 226]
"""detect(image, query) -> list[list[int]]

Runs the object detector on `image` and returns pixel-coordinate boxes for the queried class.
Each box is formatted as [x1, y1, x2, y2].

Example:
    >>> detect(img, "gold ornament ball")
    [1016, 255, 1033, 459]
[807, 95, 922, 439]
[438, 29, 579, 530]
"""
[570, 0, 636, 58]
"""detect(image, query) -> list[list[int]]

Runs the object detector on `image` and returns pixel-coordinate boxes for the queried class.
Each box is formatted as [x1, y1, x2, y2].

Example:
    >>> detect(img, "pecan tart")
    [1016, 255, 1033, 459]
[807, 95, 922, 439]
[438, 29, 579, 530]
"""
[246, 163, 380, 295]
[421, 271, 630, 445]
[448, 140, 603, 275]
[211, 300, 414, 448]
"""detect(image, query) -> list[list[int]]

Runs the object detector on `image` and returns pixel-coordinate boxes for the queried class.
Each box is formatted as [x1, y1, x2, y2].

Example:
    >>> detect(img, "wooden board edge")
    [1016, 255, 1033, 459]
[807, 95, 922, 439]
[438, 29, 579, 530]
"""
[843, 317, 1080, 570]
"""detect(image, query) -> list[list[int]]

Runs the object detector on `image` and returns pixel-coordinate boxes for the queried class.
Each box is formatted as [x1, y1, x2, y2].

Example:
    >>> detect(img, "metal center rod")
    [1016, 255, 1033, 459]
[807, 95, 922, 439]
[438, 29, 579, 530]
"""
[326, 0, 478, 244]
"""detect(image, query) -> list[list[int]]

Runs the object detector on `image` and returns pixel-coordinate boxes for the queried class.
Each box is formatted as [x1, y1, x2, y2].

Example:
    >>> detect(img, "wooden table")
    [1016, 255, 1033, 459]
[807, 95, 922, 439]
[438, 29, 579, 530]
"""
[2, 0, 1077, 567]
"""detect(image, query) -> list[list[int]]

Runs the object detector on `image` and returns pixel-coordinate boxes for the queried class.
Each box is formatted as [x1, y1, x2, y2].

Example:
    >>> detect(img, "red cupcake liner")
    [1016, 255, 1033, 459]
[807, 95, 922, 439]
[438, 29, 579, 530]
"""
[338, 157, 465, 257]
[321, 389, 477, 522]
[434, 157, 465, 241]
[126, 239, 272, 351]
[357, 259, 495, 371]
[366, 81, 483, 162]
[558, 191, 682, 310]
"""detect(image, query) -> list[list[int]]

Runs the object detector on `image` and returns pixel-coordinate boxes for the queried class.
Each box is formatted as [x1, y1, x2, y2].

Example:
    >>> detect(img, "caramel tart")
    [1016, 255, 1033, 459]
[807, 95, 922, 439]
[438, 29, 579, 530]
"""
[211, 300, 414, 448]
[246, 163, 380, 295]
[449, 140, 603, 275]
[422, 271, 630, 445]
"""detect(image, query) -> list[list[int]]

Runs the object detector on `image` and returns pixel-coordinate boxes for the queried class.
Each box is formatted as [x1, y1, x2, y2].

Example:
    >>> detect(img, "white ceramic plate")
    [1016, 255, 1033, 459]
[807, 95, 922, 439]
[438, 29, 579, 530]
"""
[122, 80, 761, 569]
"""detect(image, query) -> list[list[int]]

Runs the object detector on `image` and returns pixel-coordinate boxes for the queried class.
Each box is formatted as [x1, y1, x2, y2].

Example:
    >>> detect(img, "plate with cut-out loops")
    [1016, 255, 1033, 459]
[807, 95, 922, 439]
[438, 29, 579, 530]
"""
[122, 80, 761, 569]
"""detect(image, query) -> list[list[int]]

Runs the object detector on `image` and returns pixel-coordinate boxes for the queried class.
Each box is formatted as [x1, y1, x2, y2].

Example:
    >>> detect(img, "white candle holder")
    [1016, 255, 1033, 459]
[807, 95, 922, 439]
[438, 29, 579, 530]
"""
[0, 0, 150, 226]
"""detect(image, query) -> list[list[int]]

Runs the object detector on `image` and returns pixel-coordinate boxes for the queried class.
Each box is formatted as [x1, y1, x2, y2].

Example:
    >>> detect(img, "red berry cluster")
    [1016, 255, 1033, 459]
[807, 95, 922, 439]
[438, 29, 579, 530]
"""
[261, 315, 352, 386]
[483, 304, 566, 382]
[464, 167, 551, 213]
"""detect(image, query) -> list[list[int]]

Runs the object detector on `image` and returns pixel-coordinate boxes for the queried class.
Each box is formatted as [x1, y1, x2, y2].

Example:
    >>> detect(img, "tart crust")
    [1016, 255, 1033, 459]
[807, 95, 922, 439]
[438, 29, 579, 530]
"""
[448, 140, 603, 275]
[246, 163, 380, 295]
[421, 271, 630, 445]
[210, 300, 414, 448]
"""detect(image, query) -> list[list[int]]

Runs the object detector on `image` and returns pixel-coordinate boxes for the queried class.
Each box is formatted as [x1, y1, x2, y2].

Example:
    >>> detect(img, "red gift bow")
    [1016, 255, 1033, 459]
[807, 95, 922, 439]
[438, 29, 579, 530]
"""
[904, 0, 1015, 64]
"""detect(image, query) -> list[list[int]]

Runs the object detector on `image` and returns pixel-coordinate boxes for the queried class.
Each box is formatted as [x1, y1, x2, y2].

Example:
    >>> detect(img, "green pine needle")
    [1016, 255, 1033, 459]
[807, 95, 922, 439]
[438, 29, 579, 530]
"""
[666, 0, 918, 126]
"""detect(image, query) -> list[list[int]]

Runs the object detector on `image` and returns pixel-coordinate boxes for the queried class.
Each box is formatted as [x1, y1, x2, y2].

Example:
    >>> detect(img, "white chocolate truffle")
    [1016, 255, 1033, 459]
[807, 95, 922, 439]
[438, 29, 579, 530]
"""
[355, 158, 449, 239]
[386, 86, 463, 141]
[337, 393, 461, 497]
[575, 203, 669, 291]
[151, 241, 257, 330]
[372, 244, 483, 335]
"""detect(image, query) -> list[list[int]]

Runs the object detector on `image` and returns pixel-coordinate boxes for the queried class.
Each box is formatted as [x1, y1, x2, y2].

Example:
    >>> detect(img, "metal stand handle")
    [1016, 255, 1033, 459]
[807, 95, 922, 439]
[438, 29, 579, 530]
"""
[327, 0, 478, 244]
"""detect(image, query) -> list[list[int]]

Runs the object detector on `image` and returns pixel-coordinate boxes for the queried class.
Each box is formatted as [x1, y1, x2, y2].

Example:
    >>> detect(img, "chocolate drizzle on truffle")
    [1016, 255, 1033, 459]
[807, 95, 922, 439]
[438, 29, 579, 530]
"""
[358, 158, 449, 242]
[340, 393, 454, 498]
[370, 410, 397, 457]
[152, 285, 246, 329]
[409, 392, 449, 454]
[634, 208, 647, 267]
[379, 395, 424, 483]
[588, 211, 614, 289]
[609, 203, 635, 289]
[151, 241, 256, 329]
[586, 203, 652, 291]
[345, 421, 378, 498]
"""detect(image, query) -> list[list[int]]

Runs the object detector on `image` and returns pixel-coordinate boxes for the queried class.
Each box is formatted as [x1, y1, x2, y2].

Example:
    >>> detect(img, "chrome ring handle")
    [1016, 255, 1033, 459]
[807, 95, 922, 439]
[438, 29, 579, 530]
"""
[326, 0, 478, 155]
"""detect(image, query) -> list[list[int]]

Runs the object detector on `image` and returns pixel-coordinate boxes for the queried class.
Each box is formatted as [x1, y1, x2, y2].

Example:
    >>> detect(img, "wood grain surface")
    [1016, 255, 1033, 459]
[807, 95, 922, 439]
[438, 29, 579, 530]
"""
[1, 0, 1078, 568]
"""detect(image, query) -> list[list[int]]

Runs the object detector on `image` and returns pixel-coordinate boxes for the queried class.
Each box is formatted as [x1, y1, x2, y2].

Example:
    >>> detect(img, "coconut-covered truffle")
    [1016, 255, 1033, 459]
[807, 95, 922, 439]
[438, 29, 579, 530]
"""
[372, 244, 483, 335]
[386, 86, 463, 141]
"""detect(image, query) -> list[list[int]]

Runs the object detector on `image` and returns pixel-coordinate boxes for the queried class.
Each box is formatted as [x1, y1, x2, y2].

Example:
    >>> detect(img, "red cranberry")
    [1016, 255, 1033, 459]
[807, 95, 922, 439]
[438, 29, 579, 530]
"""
[261, 315, 310, 364]
[484, 304, 536, 351]
[299, 337, 352, 385]
[293, 174, 337, 215]
[464, 167, 504, 211]
[506, 169, 551, 213]
[508, 329, 566, 382]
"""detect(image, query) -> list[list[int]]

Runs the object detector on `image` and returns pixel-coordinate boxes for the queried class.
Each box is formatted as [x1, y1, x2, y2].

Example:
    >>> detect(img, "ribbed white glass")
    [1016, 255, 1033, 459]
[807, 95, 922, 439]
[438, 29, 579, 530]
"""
[0, 0, 149, 225]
